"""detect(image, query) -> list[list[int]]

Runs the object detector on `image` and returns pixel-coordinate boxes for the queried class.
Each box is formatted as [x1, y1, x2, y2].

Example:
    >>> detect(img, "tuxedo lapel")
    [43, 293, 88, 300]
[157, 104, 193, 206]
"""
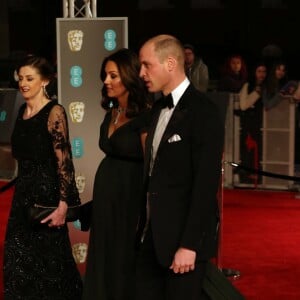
[144, 109, 161, 179]
[144, 87, 191, 178]
[159, 107, 187, 145]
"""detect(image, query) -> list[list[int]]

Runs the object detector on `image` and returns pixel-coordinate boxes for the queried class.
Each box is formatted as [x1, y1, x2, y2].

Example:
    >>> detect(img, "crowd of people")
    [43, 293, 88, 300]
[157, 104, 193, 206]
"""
[183, 43, 300, 102]
[182, 46, 299, 185]
[215, 52, 299, 184]
[3, 34, 300, 300]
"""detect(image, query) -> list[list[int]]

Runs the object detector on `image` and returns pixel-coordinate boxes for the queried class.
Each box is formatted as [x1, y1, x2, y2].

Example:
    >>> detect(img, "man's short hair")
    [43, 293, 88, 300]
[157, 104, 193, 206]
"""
[183, 44, 195, 53]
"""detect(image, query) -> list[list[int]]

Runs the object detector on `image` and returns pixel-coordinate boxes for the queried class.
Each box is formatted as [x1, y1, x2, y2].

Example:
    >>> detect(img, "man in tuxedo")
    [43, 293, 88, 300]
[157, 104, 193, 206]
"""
[136, 34, 224, 300]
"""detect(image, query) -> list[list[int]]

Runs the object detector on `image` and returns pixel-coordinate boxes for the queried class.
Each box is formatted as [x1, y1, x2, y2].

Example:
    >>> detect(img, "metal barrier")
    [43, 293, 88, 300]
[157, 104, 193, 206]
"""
[62, 0, 97, 18]
[224, 93, 296, 190]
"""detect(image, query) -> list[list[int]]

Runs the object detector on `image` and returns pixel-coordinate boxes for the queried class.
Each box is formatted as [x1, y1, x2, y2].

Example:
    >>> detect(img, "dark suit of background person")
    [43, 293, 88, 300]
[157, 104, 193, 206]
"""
[136, 34, 225, 300]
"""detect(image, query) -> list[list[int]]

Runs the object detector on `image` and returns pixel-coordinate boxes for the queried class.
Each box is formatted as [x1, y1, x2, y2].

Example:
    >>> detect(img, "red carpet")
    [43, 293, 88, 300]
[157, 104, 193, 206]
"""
[1, 183, 300, 299]
[222, 188, 300, 299]
[0, 182, 12, 300]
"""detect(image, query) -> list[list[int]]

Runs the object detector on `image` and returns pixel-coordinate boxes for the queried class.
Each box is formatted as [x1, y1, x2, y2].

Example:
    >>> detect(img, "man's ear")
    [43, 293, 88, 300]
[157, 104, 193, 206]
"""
[166, 56, 177, 72]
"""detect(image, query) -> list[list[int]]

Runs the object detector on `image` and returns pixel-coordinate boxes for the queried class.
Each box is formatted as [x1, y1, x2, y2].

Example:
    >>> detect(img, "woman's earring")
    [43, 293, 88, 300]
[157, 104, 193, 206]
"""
[42, 85, 50, 99]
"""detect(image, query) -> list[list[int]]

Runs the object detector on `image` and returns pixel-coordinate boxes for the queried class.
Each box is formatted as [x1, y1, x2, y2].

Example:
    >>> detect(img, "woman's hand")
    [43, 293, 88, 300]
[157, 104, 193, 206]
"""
[41, 201, 68, 228]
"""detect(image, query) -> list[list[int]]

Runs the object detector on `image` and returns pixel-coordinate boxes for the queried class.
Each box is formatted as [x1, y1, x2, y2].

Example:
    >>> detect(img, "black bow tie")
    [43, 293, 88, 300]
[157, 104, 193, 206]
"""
[161, 94, 174, 109]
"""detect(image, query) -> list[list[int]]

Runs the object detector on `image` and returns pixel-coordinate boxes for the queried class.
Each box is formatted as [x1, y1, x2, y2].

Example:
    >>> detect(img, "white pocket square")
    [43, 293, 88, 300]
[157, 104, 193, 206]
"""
[168, 134, 182, 143]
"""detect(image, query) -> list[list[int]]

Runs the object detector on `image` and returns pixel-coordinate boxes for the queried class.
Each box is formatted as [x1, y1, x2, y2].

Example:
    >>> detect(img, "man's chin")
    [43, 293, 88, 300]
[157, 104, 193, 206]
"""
[147, 86, 158, 93]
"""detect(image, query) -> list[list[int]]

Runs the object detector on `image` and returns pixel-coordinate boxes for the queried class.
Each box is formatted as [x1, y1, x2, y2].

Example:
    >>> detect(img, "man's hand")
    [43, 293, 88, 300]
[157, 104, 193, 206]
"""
[169, 247, 196, 274]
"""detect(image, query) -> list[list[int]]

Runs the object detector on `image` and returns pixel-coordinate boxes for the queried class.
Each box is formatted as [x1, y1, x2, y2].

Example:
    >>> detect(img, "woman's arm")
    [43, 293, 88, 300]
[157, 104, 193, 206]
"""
[41, 104, 78, 227]
[239, 82, 261, 111]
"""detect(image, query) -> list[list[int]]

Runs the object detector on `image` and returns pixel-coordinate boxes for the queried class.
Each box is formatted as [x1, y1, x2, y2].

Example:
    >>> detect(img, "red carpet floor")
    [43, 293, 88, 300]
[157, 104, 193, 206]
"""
[1, 184, 300, 299]
[0, 182, 12, 300]
[221, 188, 300, 300]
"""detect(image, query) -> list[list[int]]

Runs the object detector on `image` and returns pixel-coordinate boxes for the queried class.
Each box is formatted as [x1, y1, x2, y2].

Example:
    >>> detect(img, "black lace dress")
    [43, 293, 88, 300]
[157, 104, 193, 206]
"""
[82, 112, 146, 300]
[4, 100, 82, 300]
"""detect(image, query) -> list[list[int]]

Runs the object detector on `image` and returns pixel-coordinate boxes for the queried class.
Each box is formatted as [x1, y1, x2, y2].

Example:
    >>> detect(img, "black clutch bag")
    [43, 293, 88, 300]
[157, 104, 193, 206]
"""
[28, 203, 81, 225]
[78, 200, 93, 231]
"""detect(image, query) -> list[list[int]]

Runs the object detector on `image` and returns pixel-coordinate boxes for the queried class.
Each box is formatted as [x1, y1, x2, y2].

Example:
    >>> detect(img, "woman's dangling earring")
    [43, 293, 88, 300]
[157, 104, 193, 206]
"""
[42, 85, 50, 99]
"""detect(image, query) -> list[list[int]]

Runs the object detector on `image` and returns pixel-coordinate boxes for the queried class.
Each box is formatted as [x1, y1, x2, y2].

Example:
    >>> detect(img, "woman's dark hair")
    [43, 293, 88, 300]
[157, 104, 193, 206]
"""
[16, 55, 55, 82]
[100, 48, 151, 117]
[16, 55, 57, 99]
[248, 61, 267, 92]
[265, 60, 288, 97]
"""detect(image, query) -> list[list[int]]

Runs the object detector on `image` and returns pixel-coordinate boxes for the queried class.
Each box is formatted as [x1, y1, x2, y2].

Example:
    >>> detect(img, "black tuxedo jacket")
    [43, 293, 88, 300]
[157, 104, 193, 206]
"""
[142, 84, 224, 267]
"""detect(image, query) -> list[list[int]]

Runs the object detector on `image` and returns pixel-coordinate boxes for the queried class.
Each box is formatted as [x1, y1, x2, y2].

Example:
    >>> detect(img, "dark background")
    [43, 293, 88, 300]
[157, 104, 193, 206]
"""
[3, 0, 300, 80]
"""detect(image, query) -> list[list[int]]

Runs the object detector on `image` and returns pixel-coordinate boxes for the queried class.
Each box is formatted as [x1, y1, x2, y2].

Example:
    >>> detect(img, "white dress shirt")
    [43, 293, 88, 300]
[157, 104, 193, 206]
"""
[150, 78, 190, 175]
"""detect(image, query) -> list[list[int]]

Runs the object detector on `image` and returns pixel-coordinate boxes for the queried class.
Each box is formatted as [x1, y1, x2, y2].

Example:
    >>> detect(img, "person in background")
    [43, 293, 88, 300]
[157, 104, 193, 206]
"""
[136, 34, 224, 300]
[82, 48, 152, 300]
[238, 61, 267, 185]
[218, 54, 248, 93]
[262, 60, 288, 110]
[3, 55, 82, 299]
[183, 43, 209, 92]
[239, 61, 267, 111]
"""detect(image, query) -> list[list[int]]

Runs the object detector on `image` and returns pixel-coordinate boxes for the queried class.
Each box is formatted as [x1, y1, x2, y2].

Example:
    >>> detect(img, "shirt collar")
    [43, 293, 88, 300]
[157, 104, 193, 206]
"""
[170, 77, 190, 107]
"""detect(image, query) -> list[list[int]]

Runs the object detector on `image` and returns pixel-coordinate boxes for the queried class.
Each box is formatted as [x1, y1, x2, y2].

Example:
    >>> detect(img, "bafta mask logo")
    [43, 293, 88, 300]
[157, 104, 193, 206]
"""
[75, 174, 86, 194]
[69, 101, 85, 123]
[72, 242, 88, 264]
[68, 30, 84, 51]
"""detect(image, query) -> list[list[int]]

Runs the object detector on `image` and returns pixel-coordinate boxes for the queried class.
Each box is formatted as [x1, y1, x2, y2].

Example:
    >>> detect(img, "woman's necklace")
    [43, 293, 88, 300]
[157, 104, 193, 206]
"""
[114, 107, 127, 125]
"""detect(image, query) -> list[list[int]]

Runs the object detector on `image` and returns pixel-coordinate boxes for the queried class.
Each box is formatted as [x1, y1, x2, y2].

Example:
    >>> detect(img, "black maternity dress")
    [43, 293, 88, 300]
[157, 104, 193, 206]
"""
[83, 111, 146, 300]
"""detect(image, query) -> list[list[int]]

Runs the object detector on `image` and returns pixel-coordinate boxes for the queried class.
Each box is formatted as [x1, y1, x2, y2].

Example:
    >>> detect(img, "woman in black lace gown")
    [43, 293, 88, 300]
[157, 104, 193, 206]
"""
[3, 56, 82, 299]
[82, 48, 152, 300]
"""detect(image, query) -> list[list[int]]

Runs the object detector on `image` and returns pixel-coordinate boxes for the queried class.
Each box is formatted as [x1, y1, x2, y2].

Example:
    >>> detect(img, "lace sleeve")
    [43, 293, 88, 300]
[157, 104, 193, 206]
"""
[48, 104, 79, 204]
